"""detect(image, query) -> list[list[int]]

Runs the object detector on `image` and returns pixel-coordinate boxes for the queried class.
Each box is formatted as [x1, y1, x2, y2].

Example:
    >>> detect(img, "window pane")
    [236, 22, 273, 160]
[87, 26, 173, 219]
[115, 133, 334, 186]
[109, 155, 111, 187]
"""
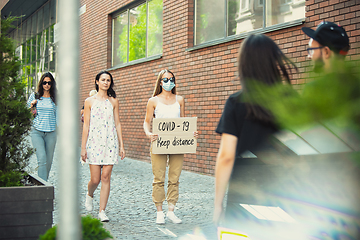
[29, 76, 34, 91]
[21, 66, 27, 88]
[28, 65, 33, 76]
[44, 29, 50, 62]
[26, 19, 32, 41]
[195, 0, 225, 45]
[17, 27, 22, 43]
[36, 33, 42, 60]
[265, 0, 305, 27]
[15, 28, 21, 43]
[37, 7, 44, 33]
[227, 0, 240, 36]
[235, 0, 263, 33]
[25, 40, 31, 64]
[113, 11, 128, 66]
[50, 0, 56, 25]
[31, 62, 36, 75]
[40, 30, 47, 59]
[31, 15, 37, 36]
[21, 43, 26, 64]
[30, 37, 36, 62]
[129, 3, 147, 61]
[147, 0, 163, 57]
[50, 52, 56, 72]
[21, 21, 27, 42]
[43, 2, 50, 29]
[49, 25, 54, 43]
[44, 56, 49, 71]
[36, 60, 41, 74]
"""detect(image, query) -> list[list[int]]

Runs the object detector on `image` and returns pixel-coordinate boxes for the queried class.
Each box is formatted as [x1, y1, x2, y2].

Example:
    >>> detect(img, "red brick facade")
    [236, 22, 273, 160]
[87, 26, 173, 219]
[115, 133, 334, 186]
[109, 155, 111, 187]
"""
[79, 0, 360, 175]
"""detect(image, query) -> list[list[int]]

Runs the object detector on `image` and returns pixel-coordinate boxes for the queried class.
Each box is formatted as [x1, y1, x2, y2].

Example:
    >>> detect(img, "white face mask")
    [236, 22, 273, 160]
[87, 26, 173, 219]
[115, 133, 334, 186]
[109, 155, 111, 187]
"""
[161, 78, 175, 92]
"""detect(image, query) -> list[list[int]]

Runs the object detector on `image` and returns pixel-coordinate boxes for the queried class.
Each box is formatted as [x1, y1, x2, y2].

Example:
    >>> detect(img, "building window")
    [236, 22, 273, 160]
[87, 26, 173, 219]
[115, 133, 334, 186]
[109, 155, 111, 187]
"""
[194, 0, 305, 45]
[112, 0, 163, 67]
[9, 0, 57, 94]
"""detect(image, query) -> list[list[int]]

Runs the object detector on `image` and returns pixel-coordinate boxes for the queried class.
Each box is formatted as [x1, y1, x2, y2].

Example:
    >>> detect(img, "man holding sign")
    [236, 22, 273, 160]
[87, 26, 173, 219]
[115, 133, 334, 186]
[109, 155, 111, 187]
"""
[143, 69, 199, 225]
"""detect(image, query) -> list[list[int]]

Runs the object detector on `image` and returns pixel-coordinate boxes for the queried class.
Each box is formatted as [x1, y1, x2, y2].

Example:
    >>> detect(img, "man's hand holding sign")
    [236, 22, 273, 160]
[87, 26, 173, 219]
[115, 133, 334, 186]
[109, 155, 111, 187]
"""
[152, 117, 197, 154]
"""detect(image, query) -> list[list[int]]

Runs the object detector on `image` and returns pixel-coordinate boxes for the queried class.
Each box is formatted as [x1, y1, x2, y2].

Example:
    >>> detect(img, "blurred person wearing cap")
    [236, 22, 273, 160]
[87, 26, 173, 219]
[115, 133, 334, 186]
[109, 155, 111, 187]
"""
[302, 21, 350, 73]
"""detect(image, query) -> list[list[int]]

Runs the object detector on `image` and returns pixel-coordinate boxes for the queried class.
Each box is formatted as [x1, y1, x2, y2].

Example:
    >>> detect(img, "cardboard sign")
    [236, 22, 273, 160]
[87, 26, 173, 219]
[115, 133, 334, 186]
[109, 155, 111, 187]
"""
[152, 117, 197, 154]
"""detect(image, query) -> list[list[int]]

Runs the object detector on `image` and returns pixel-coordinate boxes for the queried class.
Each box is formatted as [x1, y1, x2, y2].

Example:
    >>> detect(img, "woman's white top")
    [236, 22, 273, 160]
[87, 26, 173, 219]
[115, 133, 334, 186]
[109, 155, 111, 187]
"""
[154, 95, 181, 118]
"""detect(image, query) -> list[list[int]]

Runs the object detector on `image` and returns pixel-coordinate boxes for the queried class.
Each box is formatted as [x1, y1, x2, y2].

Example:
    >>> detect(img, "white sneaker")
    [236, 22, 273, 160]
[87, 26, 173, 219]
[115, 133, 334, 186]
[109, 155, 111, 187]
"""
[85, 193, 93, 211]
[156, 211, 165, 224]
[98, 210, 109, 222]
[166, 211, 182, 224]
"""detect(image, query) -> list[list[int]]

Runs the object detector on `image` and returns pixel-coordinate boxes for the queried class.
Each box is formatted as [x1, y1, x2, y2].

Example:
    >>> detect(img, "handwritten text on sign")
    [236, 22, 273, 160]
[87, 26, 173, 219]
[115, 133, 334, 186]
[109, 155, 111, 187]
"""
[152, 117, 197, 154]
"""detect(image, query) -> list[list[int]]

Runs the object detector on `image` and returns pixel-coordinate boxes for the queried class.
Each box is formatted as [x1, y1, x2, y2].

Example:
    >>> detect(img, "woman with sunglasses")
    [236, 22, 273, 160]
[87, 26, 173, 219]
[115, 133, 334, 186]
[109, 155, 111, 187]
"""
[81, 70, 125, 222]
[27, 72, 57, 181]
[144, 69, 198, 224]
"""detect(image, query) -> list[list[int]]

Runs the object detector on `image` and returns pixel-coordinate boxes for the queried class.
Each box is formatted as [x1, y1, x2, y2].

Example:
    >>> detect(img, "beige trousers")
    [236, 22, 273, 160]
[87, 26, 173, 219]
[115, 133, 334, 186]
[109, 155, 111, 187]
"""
[151, 151, 184, 207]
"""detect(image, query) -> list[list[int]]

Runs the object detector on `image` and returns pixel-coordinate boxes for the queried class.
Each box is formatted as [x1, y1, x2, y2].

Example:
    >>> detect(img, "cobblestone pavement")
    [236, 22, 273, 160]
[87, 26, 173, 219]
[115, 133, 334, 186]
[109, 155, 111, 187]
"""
[26, 142, 218, 240]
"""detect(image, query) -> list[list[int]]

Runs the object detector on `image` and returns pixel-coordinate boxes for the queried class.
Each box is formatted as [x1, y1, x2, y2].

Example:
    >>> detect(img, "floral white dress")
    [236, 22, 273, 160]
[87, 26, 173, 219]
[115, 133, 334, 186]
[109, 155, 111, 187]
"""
[86, 98, 119, 165]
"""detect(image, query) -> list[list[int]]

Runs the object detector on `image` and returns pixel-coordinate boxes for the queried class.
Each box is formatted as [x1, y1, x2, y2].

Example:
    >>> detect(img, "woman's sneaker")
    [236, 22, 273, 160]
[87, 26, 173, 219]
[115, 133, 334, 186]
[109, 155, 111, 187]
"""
[98, 210, 109, 222]
[156, 211, 165, 224]
[166, 211, 182, 224]
[85, 193, 93, 211]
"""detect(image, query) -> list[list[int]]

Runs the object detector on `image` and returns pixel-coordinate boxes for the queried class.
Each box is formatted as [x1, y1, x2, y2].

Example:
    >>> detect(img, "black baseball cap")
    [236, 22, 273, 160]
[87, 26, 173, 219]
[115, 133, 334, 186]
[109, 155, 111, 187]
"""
[302, 21, 350, 55]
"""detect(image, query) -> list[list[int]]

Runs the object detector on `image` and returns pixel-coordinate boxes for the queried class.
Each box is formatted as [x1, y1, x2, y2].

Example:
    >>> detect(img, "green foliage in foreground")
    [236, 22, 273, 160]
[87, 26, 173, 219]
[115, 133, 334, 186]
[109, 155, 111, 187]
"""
[243, 59, 360, 167]
[39, 215, 113, 240]
[243, 59, 360, 130]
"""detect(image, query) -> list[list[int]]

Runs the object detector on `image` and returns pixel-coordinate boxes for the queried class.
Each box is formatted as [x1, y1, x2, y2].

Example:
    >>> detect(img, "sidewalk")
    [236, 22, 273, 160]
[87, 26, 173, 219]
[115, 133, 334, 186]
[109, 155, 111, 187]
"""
[26, 146, 218, 239]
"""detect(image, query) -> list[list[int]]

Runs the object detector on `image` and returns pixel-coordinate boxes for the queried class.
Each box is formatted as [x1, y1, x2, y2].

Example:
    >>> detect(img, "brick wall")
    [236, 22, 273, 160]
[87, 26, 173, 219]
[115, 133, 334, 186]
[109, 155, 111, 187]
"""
[79, 0, 360, 175]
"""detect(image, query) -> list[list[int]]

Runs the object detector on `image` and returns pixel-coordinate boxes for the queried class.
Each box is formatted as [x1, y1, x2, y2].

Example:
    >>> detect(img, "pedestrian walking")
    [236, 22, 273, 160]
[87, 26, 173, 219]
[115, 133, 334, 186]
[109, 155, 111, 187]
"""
[81, 89, 97, 122]
[81, 70, 125, 222]
[143, 69, 198, 224]
[302, 21, 350, 73]
[213, 34, 297, 225]
[27, 72, 57, 181]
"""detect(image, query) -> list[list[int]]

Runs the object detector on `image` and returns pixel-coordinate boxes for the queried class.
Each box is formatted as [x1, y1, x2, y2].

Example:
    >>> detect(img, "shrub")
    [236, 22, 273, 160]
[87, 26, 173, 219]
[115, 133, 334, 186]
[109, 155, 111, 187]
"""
[38, 215, 113, 240]
[0, 16, 33, 186]
[0, 170, 25, 187]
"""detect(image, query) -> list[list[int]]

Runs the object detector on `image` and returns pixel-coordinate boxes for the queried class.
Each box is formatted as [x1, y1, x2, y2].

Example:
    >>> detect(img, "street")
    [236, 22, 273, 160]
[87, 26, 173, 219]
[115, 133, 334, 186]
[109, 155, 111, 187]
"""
[26, 146, 218, 240]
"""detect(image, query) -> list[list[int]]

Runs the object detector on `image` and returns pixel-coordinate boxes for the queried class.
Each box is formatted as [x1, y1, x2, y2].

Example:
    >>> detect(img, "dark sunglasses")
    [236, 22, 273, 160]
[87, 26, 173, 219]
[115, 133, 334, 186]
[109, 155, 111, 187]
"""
[161, 77, 175, 83]
[42, 81, 52, 86]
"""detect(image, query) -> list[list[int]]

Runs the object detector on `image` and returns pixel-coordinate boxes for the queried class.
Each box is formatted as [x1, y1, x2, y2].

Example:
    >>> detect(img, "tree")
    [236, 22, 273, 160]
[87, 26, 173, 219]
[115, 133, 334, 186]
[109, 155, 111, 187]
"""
[0, 16, 33, 185]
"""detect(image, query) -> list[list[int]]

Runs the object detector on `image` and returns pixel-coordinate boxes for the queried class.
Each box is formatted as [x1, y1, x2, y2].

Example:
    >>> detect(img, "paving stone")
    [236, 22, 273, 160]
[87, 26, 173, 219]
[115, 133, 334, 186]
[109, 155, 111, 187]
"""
[25, 141, 218, 240]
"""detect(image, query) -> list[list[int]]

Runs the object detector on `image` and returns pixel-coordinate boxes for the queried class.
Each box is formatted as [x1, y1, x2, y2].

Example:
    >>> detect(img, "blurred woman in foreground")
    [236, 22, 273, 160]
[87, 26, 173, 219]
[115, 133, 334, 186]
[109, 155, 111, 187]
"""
[213, 34, 297, 224]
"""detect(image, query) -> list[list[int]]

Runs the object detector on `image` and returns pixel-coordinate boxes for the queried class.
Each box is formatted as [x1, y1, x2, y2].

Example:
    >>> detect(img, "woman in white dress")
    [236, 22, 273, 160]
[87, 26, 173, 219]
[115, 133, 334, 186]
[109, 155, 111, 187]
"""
[81, 70, 125, 222]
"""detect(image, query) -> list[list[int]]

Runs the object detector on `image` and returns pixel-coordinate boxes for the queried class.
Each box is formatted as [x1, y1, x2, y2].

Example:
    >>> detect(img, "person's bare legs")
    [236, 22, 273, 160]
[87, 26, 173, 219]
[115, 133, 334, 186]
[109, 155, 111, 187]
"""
[99, 165, 113, 212]
[88, 165, 101, 197]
